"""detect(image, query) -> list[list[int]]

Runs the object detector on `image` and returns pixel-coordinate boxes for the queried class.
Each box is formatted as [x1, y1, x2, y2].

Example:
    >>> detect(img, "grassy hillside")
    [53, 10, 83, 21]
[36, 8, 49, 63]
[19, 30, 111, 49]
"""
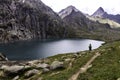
[78, 41, 120, 80]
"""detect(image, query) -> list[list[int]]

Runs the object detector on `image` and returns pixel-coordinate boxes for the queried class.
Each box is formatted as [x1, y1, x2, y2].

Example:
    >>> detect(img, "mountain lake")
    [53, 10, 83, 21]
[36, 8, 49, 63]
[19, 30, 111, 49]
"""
[0, 39, 104, 60]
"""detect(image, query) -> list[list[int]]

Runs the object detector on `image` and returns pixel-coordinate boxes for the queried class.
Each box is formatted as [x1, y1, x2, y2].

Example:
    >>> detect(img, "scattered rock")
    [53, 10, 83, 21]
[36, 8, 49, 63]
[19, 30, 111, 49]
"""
[1, 65, 24, 73]
[81, 52, 86, 55]
[65, 58, 71, 62]
[50, 61, 64, 70]
[0, 53, 8, 61]
[72, 53, 78, 58]
[12, 75, 19, 80]
[88, 64, 92, 68]
[24, 65, 31, 69]
[79, 54, 82, 57]
[25, 69, 39, 78]
[28, 60, 41, 66]
[61, 56, 67, 59]
[0, 71, 4, 77]
[42, 68, 50, 73]
[80, 67, 87, 73]
[50, 72, 60, 76]
[36, 63, 49, 69]
[117, 78, 120, 80]
[37, 77, 43, 80]
[41, 59, 50, 63]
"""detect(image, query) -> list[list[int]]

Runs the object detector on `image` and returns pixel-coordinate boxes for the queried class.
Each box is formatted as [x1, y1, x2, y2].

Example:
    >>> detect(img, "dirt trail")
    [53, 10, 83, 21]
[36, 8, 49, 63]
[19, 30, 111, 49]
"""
[68, 52, 100, 80]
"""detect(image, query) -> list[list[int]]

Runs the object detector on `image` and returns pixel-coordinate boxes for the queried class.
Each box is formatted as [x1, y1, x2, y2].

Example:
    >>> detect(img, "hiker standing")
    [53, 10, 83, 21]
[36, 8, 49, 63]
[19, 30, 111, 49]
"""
[89, 44, 92, 51]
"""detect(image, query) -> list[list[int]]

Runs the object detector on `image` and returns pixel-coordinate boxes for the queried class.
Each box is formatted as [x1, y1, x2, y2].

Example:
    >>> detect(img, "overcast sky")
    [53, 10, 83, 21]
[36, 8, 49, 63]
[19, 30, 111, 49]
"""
[41, 0, 120, 15]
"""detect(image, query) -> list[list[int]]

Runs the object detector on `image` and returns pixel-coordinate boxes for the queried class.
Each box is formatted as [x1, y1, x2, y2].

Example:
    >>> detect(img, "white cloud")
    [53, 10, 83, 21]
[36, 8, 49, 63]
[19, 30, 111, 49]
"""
[41, 0, 120, 15]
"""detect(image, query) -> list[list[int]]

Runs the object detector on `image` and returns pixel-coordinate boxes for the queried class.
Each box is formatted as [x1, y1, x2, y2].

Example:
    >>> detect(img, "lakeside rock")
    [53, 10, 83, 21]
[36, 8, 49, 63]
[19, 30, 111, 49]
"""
[0, 53, 8, 61]
[12, 75, 19, 80]
[36, 63, 49, 69]
[42, 68, 50, 73]
[50, 61, 64, 70]
[0, 51, 66, 79]
[1, 65, 24, 73]
[25, 69, 39, 78]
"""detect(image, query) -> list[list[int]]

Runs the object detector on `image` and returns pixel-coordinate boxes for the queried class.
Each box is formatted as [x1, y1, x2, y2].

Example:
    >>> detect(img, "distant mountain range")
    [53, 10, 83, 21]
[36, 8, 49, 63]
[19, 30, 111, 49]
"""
[59, 6, 109, 30]
[92, 7, 120, 24]
[58, 6, 120, 41]
[59, 6, 120, 29]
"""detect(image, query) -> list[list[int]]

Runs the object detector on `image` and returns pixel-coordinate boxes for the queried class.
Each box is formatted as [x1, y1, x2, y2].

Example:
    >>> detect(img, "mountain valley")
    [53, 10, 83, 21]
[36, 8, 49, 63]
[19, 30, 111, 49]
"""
[0, 0, 120, 80]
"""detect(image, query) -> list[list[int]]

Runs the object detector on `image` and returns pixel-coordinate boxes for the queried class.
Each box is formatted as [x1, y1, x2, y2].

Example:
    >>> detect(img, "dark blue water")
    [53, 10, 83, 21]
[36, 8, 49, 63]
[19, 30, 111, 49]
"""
[0, 39, 104, 60]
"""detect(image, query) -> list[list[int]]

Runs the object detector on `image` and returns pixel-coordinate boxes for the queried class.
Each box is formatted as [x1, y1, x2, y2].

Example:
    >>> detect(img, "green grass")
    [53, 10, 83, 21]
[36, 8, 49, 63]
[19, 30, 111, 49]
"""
[78, 41, 120, 80]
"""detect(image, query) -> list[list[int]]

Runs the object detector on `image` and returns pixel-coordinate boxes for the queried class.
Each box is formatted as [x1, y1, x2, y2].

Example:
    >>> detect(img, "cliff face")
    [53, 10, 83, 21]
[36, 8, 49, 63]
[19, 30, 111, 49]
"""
[0, 0, 66, 43]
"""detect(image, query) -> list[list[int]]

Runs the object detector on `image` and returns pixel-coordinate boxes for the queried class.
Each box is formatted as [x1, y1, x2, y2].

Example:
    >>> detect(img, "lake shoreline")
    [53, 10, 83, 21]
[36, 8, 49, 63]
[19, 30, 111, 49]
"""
[0, 39, 104, 60]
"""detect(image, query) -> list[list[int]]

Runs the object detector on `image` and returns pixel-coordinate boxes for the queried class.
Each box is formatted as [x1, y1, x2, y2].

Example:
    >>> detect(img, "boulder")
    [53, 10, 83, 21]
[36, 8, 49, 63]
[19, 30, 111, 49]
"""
[61, 56, 67, 59]
[0, 53, 8, 61]
[50, 61, 64, 70]
[27, 60, 41, 66]
[25, 69, 39, 78]
[0, 71, 4, 77]
[12, 75, 19, 80]
[117, 78, 120, 80]
[42, 68, 50, 73]
[37, 77, 43, 80]
[1, 65, 24, 73]
[36, 63, 49, 69]
[65, 58, 71, 62]
[50, 72, 60, 76]
[72, 53, 78, 58]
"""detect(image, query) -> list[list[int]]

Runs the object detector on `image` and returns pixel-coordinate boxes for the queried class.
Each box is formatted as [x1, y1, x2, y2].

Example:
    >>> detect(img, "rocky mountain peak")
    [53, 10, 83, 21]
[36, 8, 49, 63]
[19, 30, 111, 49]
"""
[92, 7, 106, 17]
[58, 5, 79, 19]
[92, 7, 120, 23]
[98, 7, 104, 12]
[66, 5, 79, 12]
